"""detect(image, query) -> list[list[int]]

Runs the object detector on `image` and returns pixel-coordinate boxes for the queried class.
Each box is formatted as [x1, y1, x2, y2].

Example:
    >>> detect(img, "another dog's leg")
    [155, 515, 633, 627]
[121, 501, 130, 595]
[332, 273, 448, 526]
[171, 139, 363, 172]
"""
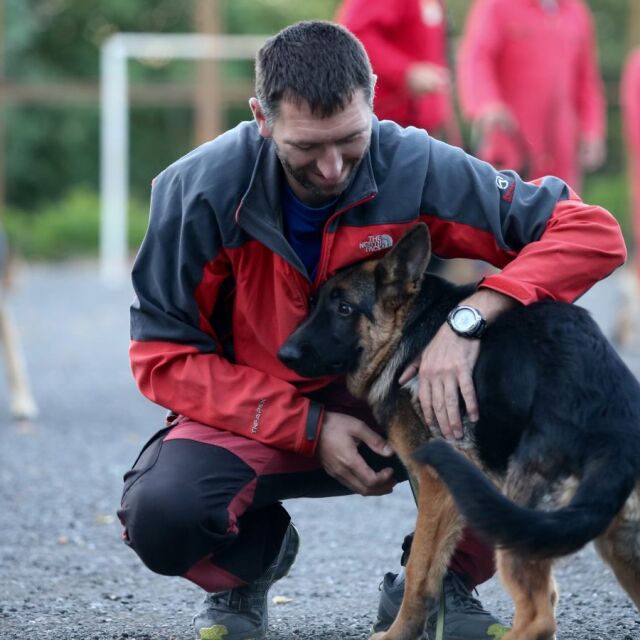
[0, 306, 38, 420]
[594, 499, 640, 609]
[497, 550, 557, 640]
[372, 463, 464, 640]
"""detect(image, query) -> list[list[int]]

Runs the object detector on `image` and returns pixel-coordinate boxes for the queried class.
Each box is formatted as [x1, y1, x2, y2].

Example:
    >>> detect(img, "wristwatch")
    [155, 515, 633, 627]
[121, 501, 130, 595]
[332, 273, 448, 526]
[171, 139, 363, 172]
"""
[446, 305, 487, 339]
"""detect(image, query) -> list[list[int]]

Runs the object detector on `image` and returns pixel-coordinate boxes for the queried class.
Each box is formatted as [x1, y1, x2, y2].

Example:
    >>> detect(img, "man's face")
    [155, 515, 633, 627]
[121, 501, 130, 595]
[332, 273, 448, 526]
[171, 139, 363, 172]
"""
[251, 91, 372, 206]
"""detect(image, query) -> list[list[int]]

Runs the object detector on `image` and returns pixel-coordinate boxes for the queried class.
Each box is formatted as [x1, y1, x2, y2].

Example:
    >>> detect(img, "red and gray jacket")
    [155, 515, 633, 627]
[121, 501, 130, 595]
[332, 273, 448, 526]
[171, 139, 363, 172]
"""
[130, 117, 625, 456]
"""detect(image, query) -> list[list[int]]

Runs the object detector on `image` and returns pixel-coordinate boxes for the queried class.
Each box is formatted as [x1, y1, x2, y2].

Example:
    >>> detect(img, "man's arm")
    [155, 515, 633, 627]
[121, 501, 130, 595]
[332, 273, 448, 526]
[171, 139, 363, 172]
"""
[410, 137, 626, 438]
[130, 169, 323, 457]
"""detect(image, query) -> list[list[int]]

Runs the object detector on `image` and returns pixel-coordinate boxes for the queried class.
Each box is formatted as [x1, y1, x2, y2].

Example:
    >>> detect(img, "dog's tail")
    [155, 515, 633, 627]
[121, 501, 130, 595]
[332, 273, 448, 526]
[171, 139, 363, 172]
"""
[414, 440, 638, 557]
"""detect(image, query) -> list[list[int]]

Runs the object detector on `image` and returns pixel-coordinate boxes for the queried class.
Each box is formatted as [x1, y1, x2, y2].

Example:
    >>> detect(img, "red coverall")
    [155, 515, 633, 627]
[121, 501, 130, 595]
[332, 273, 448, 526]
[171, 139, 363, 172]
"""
[457, 0, 606, 190]
[621, 49, 640, 270]
[336, 0, 457, 139]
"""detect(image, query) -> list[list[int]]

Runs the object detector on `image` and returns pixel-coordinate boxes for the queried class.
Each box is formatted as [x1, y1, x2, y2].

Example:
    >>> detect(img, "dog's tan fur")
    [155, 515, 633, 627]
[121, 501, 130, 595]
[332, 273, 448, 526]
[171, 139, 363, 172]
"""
[0, 238, 38, 420]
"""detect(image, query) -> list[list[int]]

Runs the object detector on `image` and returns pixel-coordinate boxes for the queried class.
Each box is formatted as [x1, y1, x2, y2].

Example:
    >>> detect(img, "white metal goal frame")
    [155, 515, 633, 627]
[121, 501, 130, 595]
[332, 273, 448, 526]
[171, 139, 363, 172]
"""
[100, 33, 267, 285]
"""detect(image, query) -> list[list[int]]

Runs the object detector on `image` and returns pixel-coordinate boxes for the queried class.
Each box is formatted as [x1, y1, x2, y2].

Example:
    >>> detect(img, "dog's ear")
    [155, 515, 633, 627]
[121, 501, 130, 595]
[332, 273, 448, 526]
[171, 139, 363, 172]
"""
[375, 224, 431, 309]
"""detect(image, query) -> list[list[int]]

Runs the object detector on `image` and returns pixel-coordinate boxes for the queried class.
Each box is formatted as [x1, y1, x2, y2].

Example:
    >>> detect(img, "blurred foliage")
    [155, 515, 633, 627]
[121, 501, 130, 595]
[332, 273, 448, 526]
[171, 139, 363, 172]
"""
[2, 0, 637, 258]
[4, 188, 149, 259]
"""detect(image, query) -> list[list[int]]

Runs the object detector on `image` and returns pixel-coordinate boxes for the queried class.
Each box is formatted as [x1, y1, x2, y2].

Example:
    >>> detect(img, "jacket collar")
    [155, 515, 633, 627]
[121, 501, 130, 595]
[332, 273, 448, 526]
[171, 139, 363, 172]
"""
[235, 116, 380, 240]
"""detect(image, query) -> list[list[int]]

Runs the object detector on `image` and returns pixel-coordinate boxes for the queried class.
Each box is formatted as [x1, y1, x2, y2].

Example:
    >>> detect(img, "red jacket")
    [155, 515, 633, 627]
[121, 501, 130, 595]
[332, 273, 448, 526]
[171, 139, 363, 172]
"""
[457, 0, 606, 188]
[622, 49, 640, 260]
[130, 119, 625, 458]
[336, 0, 453, 134]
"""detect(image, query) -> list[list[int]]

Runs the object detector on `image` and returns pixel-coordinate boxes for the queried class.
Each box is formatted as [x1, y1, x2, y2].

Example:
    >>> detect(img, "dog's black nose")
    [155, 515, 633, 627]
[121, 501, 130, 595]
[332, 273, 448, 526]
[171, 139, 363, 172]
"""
[277, 342, 304, 368]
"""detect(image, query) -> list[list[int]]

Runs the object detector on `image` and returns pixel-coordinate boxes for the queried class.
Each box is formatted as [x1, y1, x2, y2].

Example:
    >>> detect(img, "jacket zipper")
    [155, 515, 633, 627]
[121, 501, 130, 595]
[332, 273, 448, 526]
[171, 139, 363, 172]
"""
[312, 192, 377, 291]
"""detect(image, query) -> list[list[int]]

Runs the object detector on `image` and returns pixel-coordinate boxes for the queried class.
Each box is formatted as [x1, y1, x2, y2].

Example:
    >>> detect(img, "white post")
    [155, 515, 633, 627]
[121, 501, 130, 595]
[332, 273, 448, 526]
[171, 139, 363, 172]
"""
[99, 34, 267, 285]
[100, 35, 129, 285]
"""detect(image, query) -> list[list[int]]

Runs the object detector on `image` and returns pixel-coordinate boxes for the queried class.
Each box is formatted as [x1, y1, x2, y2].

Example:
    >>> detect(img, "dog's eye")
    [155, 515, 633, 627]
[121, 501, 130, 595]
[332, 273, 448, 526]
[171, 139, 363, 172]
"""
[337, 301, 353, 316]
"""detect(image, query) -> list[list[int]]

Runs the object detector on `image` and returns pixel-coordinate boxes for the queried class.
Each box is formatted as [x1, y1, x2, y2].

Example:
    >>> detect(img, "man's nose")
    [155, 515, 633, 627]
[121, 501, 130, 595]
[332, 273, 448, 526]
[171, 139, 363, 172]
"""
[316, 146, 343, 181]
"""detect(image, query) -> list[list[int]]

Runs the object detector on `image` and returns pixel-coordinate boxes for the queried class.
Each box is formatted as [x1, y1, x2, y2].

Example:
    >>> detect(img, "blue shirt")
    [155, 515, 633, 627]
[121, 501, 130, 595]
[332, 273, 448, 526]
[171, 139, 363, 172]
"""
[282, 182, 339, 280]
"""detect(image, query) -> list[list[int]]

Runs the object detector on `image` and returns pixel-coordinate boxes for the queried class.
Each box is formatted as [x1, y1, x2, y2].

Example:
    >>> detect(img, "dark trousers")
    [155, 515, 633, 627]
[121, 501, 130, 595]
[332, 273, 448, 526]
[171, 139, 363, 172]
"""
[118, 415, 495, 592]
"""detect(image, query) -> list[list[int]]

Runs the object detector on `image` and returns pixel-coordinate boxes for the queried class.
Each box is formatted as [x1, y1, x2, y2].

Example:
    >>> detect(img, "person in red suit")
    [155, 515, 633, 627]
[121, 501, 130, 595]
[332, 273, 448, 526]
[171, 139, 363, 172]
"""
[622, 48, 640, 272]
[457, 0, 606, 190]
[336, 0, 460, 143]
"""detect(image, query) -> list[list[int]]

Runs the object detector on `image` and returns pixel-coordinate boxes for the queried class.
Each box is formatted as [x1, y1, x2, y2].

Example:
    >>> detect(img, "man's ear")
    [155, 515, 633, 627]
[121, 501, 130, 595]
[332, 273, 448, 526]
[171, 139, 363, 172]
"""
[375, 224, 432, 309]
[249, 98, 272, 139]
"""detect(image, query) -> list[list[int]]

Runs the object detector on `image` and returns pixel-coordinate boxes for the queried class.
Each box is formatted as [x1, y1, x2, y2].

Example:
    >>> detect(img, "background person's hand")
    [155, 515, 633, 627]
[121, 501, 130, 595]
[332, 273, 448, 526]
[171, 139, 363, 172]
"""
[580, 138, 606, 172]
[316, 411, 396, 496]
[475, 104, 518, 134]
[406, 62, 451, 95]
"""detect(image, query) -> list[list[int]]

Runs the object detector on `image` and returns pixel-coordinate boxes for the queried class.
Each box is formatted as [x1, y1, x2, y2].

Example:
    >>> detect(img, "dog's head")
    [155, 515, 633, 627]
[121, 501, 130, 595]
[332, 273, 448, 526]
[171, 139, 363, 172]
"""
[278, 224, 431, 396]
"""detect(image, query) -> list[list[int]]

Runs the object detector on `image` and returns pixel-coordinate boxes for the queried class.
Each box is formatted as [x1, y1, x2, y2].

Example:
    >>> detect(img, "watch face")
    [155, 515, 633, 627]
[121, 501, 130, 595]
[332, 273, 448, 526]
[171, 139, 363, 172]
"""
[453, 307, 478, 332]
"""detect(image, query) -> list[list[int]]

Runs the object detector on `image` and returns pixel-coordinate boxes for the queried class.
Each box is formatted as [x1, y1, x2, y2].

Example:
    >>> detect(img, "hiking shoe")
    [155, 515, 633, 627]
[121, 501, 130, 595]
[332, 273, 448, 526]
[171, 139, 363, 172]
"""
[372, 568, 510, 640]
[193, 522, 300, 640]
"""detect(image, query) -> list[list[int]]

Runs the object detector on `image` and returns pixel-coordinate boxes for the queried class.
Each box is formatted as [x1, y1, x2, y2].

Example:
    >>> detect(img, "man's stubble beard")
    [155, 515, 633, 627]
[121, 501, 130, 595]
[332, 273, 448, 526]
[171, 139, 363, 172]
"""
[274, 142, 368, 203]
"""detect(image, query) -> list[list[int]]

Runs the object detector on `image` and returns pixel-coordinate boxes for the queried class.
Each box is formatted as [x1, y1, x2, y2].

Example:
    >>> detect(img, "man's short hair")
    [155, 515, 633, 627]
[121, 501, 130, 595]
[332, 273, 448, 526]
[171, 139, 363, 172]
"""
[255, 20, 374, 123]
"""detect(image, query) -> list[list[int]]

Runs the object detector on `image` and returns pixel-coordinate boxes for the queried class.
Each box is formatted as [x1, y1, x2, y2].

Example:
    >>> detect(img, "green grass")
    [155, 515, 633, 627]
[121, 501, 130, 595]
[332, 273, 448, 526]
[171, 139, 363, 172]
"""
[4, 188, 150, 260]
[582, 171, 631, 240]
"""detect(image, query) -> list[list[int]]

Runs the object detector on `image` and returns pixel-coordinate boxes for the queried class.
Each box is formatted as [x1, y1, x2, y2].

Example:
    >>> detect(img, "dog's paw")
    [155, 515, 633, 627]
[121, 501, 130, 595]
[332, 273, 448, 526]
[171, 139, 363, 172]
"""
[11, 393, 38, 421]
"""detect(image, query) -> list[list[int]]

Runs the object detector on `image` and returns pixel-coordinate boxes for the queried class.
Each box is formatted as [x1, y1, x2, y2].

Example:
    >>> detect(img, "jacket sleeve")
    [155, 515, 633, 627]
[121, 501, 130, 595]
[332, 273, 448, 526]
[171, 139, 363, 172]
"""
[129, 169, 323, 456]
[337, 0, 417, 92]
[574, 5, 606, 142]
[420, 138, 626, 304]
[456, 0, 506, 120]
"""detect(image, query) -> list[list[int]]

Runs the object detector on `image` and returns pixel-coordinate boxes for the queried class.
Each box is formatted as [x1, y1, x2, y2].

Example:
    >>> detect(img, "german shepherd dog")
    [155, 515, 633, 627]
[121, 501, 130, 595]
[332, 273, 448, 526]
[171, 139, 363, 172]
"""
[0, 225, 38, 420]
[278, 224, 640, 640]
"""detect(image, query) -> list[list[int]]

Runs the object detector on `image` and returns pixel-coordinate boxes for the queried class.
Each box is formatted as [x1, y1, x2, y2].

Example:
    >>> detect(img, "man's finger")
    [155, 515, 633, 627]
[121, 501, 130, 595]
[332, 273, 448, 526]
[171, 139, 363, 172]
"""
[443, 375, 463, 439]
[459, 371, 478, 422]
[347, 458, 392, 495]
[360, 467, 396, 496]
[399, 359, 420, 385]
[357, 425, 394, 457]
[431, 379, 454, 441]
[419, 374, 434, 427]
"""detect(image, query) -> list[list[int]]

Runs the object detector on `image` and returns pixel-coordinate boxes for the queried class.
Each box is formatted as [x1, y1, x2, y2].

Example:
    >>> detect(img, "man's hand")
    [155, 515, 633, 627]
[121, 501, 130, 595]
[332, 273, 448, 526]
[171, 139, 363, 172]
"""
[401, 326, 480, 441]
[399, 289, 517, 441]
[317, 411, 396, 496]
[406, 62, 451, 95]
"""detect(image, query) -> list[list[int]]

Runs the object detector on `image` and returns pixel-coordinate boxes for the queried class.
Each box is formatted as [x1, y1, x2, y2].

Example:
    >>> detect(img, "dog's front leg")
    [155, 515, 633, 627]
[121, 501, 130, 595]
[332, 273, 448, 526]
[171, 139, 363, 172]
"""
[0, 306, 38, 420]
[372, 462, 465, 640]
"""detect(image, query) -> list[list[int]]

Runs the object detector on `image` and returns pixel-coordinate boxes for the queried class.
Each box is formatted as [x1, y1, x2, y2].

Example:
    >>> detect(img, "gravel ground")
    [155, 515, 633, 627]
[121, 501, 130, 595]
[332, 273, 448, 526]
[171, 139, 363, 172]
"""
[0, 263, 639, 640]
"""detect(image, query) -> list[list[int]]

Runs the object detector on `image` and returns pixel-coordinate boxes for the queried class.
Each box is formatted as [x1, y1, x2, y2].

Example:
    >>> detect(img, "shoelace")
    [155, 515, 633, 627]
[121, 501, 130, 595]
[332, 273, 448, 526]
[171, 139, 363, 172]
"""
[444, 573, 488, 614]
[205, 582, 267, 611]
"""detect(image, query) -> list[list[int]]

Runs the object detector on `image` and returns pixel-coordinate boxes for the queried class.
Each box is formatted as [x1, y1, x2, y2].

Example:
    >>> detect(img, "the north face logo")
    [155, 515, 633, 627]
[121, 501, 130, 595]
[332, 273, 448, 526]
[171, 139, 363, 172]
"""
[359, 234, 393, 253]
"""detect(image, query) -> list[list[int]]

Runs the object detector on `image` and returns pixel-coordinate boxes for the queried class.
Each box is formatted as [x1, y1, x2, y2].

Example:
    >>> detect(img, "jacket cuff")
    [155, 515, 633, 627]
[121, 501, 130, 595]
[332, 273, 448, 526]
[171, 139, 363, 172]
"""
[297, 400, 325, 457]
[478, 277, 543, 306]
